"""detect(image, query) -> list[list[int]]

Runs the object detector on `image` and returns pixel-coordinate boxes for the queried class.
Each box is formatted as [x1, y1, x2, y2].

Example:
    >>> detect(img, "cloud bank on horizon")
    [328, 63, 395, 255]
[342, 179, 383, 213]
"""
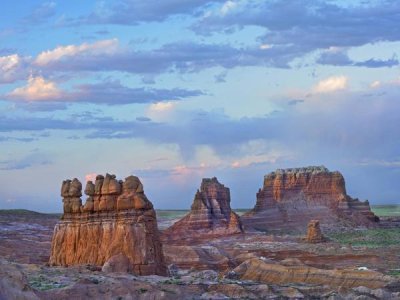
[0, 0, 399, 212]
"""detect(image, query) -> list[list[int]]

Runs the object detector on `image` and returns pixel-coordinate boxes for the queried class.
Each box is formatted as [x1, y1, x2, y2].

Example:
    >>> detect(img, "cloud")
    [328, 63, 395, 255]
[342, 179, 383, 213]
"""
[0, 153, 51, 170]
[31, 40, 305, 75]
[8, 76, 62, 101]
[317, 49, 399, 68]
[312, 76, 348, 94]
[34, 39, 119, 66]
[1, 82, 400, 170]
[149, 102, 175, 112]
[287, 99, 304, 106]
[193, 1, 400, 66]
[23, 2, 56, 24]
[6, 77, 204, 105]
[0, 54, 26, 83]
[85, 173, 97, 182]
[68, 0, 225, 25]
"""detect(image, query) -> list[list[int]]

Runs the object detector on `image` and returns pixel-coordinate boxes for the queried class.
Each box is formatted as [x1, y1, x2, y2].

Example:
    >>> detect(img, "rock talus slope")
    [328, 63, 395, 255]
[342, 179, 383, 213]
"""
[242, 166, 379, 231]
[49, 174, 166, 275]
[164, 177, 243, 239]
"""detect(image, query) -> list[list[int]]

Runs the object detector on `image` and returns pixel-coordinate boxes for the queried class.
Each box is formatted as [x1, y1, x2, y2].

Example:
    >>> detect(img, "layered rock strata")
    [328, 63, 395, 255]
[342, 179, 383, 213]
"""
[242, 166, 379, 231]
[229, 258, 395, 290]
[164, 177, 243, 238]
[50, 174, 166, 275]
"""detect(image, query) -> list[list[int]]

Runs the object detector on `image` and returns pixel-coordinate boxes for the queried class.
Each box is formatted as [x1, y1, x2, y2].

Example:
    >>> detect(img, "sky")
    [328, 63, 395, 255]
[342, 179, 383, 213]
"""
[0, 0, 399, 212]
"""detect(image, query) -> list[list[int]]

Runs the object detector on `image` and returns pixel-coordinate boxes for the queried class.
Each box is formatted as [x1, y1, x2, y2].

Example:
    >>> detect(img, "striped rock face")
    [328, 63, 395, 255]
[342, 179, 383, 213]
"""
[50, 174, 166, 276]
[242, 166, 379, 232]
[164, 177, 243, 240]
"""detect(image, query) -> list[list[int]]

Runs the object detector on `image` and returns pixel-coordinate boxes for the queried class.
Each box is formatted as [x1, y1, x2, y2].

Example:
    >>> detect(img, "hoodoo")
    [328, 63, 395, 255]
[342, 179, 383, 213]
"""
[164, 177, 243, 238]
[242, 166, 379, 231]
[49, 174, 166, 275]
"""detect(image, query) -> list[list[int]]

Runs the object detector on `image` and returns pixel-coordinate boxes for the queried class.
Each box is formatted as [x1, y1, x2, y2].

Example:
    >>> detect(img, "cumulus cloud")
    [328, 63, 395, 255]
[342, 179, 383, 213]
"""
[312, 76, 348, 94]
[34, 39, 119, 66]
[8, 76, 62, 101]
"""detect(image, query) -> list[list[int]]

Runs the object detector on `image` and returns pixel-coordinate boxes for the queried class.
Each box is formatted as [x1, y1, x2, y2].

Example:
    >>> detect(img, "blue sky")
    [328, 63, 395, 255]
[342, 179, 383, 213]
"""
[1, 0, 399, 212]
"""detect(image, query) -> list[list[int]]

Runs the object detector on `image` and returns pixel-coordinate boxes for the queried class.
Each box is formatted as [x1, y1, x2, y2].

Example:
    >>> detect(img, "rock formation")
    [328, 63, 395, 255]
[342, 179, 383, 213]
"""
[50, 174, 166, 276]
[305, 220, 325, 243]
[229, 258, 395, 290]
[242, 166, 379, 231]
[164, 177, 243, 239]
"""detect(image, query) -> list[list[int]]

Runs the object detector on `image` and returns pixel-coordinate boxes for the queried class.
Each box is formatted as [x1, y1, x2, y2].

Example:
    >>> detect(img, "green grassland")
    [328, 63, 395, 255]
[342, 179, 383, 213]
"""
[328, 228, 400, 248]
[155, 208, 250, 220]
[371, 205, 400, 217]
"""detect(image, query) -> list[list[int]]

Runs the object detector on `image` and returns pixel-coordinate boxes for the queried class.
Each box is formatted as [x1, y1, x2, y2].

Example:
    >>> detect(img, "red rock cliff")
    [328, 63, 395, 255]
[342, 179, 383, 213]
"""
[242, 166, 379, 231]
[164, 177, 243, 239]
[49, 174, 166, 275]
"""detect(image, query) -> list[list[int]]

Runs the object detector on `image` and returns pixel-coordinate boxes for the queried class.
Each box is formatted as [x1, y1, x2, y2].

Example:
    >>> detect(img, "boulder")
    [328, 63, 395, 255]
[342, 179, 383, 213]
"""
[102, 253, 131, 273]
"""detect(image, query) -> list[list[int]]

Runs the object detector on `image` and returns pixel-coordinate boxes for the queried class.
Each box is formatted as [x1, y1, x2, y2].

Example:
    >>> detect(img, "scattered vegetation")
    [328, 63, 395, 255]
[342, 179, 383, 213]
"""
[28, 275, 67, 291]
[137, 288, 148, 294]
[371, 205, 400, 217]
[162, 278, 184, 285]
[387, 270, 400, 277]
[327, 228, 400, 248]
[156, 210, 188, 219]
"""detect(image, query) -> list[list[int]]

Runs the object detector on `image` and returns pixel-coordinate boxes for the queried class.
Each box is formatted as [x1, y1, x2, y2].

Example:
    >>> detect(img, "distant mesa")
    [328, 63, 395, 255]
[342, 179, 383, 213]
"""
[50, 173, 166, 276]
[164, 177, 243, 239]
[242, 166, 379, 231]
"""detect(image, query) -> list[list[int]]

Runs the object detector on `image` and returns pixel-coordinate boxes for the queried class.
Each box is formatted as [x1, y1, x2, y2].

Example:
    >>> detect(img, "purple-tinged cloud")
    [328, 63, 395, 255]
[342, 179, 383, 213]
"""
[5, 77, 204, 106]
[69, 0, 225, 25]
[193, 1, 400, 63]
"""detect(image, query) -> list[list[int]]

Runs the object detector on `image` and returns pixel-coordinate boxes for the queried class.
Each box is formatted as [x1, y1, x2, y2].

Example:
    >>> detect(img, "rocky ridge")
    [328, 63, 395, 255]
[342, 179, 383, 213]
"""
[49, 174, 166, 276]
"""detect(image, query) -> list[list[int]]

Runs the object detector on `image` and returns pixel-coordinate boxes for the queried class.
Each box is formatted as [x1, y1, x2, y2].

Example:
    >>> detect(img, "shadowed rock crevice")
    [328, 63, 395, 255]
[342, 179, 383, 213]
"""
[50, 174, 166, 276]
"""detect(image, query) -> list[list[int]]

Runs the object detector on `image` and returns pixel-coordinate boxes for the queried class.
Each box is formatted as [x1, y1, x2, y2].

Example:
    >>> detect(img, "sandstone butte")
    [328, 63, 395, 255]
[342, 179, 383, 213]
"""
[49, 174, 166, 276]
[164, 177, 243, 239]
[242, 166, 379, 231]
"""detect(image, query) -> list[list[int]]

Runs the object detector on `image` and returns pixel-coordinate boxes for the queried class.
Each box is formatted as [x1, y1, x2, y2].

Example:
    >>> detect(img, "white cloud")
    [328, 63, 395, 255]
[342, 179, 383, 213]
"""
[8, 75, 62, 101]
[313, 75, 348, 94]
[149, 101, 175, 112]
[0, 54, 20, 72]
[259, 44, 272, 50]
[220, 1, 237, 15]
[34, 39, 118, 66]
[0, 54, 24, 83]
[370, 80, 381, 88]
[147, 101, 177, 122]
